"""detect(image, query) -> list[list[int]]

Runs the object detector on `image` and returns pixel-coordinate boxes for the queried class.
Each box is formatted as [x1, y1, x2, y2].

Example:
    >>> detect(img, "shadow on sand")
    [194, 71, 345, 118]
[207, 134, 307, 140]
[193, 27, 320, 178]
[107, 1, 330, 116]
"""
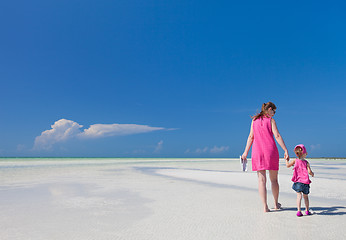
[313, 206, 346, 215]
[280, 206, 346, 216]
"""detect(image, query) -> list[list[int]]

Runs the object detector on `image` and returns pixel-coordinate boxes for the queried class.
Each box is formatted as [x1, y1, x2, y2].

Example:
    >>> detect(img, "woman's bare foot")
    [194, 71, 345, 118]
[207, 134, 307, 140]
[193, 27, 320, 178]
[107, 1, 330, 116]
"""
[274, 202, 282, 210]
[264, 205, 270, 212]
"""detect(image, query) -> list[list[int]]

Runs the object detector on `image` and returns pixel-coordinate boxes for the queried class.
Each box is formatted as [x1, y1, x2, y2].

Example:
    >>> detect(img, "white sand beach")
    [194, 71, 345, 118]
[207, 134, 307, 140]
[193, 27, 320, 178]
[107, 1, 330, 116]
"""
[0, 158, 345, 239]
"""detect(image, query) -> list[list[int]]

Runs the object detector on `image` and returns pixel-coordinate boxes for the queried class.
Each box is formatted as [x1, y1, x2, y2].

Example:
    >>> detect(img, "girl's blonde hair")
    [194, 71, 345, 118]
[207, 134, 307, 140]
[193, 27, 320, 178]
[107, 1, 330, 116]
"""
[294, 147, 304, 159]
[252, 102, 276, 120]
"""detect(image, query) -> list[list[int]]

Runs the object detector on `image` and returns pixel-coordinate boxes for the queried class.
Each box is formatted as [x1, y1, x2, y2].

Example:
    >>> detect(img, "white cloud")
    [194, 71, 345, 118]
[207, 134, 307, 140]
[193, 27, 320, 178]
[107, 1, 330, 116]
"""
[154, 140, 163, 153]
[187, 145, 230, 154]
[132, 149, 147, 154]
[310, 144, 321, 151]
[34, 119, 167, 150]
[34, 119, 83, 150]
[195, 147, 209, 153]
[210, 146, 229, 153]
[80, 124, 164, 139]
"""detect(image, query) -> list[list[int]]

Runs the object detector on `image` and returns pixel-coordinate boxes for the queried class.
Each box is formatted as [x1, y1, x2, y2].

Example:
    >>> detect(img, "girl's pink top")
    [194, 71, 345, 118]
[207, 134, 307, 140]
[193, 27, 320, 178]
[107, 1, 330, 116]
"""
[251, 117, 279, 171]
[292, 159, 311, 184]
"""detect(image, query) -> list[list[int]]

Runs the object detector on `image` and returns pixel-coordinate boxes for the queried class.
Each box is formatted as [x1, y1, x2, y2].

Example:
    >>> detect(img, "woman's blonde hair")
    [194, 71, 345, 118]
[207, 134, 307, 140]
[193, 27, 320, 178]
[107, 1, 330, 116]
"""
[252, 102, 276, 120]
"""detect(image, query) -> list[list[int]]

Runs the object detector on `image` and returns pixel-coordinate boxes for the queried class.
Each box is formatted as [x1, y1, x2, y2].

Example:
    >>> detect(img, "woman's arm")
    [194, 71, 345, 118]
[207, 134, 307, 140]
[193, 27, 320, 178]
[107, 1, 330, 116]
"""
[241, 120, 254, 161]
[271, 118, 289, 160]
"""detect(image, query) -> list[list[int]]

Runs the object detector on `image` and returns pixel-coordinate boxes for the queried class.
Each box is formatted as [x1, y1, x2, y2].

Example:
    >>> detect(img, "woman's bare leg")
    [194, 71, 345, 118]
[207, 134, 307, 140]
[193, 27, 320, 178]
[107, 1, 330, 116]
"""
[257, 170, 270, 212]
[269, 170, 280, 209]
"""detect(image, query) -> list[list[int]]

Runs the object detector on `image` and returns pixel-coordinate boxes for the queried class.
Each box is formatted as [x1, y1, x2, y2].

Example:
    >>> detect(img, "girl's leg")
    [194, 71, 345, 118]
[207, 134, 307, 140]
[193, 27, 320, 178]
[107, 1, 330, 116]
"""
[297, 192, 302, 212]
[269, 170, 280, 209]
[257, 170, 270, 212]
[303, 194, 309, 211]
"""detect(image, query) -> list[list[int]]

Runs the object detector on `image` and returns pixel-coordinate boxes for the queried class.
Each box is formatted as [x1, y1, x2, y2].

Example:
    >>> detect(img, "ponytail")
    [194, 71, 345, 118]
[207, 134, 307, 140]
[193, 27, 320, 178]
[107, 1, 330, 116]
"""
[252, 102, 276, 120]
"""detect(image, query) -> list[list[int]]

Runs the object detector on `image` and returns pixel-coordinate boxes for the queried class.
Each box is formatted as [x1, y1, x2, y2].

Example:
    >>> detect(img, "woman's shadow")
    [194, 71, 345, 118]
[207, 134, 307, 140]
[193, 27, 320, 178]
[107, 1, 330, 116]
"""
[282, 206, 346, 215]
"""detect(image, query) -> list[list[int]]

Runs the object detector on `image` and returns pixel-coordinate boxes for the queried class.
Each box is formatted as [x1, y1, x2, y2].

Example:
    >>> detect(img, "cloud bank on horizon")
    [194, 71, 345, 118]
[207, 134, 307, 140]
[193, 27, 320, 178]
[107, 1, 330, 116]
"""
[185, 146, 230, 154]
[34, 119, 168, 150]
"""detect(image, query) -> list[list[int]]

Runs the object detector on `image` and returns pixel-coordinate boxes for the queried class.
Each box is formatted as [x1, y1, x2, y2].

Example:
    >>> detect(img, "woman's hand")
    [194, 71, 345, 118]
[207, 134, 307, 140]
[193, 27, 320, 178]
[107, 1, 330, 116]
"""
[241, 153, 247, 162]
[284, 151, 289, 161]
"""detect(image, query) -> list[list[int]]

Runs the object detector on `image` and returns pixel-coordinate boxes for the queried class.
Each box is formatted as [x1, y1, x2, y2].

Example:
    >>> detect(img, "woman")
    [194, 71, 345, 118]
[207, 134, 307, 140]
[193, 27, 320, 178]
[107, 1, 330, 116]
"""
[242, 102, 289, 212]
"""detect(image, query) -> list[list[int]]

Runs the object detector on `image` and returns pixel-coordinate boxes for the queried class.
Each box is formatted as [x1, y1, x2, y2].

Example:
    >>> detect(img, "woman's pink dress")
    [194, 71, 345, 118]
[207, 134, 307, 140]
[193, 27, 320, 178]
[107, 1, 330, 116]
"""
[251, 117, 279, 171]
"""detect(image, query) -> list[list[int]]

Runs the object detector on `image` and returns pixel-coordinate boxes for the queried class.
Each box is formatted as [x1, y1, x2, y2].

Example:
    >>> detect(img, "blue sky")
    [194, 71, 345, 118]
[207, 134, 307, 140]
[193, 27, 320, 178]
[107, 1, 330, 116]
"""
[1, 0, 346, 158]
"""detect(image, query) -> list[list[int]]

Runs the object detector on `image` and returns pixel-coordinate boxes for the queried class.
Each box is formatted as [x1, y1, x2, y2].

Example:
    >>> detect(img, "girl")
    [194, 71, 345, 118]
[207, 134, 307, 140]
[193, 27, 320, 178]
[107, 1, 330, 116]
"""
[286, 144, 314, 217]
[242, 102, 289, 212]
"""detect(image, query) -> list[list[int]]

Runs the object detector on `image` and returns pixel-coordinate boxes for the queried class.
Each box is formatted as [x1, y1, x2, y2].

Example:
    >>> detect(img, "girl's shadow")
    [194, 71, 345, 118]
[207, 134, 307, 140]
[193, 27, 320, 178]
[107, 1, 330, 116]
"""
[281, 206, 346, 215]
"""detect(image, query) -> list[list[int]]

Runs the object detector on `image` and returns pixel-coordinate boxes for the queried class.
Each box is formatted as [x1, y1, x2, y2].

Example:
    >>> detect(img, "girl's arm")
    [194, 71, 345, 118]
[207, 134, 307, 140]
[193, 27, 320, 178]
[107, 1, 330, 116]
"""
[271, 118, 289, 160]
[286, 159, 295, 168]
[242, 120, 254, 161]
[307, 162, 314, 177]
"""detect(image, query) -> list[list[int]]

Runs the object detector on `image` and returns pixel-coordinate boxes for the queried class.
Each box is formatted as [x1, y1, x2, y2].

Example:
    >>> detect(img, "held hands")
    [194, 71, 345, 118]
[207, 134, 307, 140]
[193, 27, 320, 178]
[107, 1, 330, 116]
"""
[284, 151, 289, 161]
